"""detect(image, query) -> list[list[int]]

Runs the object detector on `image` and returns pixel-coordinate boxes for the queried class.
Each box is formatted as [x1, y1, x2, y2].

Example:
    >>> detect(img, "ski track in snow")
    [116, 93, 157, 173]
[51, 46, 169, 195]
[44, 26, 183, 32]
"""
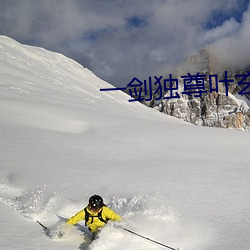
[0, 179, 211, 250]
[0, 99, 91, 134]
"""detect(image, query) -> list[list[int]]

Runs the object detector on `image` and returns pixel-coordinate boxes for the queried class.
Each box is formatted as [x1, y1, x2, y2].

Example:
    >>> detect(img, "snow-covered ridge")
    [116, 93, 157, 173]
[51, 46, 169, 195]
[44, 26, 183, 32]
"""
[0, 35, 132, 103]
[0, 35, 156, 134]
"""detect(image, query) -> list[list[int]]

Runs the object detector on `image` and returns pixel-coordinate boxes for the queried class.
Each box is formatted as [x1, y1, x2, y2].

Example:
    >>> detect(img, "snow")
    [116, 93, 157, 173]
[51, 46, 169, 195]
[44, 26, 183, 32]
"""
[233, 93, 250, 108]
[0, 35, 250, 250]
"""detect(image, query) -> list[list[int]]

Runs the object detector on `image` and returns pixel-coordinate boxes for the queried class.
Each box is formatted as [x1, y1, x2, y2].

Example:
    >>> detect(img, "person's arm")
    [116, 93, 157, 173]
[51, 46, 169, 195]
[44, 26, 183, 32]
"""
[67, 209, 85, 225]
[103, 207, 121, 222]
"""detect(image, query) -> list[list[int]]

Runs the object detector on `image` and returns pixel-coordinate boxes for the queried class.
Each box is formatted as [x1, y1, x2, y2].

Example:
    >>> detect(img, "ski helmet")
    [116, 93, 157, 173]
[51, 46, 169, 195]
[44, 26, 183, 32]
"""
[89, 195, 104, 210]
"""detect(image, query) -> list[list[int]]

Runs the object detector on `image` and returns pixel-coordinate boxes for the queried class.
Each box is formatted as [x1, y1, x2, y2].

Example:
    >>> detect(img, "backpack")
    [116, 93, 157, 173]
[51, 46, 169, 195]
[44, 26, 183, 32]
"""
[84, 206, 109, 226]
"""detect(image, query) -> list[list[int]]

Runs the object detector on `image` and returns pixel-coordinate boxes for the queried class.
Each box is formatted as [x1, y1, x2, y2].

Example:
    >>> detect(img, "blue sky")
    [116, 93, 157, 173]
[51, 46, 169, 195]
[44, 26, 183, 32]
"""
[206, 0, 249, 30]
[0, 0, 249, 87]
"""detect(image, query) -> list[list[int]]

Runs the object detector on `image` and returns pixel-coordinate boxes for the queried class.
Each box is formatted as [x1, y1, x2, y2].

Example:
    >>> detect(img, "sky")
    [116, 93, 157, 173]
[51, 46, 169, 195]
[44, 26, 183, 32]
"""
[0, 0, 249, 87]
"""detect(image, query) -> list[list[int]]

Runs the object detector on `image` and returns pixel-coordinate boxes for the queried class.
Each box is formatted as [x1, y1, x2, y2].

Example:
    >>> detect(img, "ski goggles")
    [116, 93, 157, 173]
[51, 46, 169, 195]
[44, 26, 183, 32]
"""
[89, 205, 101, 212]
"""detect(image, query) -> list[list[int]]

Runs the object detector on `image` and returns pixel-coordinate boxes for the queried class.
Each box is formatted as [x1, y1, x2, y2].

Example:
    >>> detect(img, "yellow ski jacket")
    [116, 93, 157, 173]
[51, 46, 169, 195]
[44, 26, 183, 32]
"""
[67, 206, 121, 233]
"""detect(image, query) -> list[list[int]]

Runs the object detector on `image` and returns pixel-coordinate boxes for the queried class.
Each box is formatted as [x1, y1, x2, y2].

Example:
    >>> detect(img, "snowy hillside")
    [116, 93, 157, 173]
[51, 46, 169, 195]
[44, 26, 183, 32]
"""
[0, 36, 250, 250]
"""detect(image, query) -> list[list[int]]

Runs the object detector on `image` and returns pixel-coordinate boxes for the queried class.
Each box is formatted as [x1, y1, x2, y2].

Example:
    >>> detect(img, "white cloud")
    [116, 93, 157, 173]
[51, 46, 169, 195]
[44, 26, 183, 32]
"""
[209, 4, 250, 70]
[0, 0, 248, 86]
[201, 18, 240, 45]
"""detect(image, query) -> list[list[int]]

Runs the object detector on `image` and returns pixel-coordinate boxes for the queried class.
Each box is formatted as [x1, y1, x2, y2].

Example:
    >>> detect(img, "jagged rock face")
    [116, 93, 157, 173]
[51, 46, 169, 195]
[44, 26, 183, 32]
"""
[143, 49, 250, 130]
[177, 48, 210, 75]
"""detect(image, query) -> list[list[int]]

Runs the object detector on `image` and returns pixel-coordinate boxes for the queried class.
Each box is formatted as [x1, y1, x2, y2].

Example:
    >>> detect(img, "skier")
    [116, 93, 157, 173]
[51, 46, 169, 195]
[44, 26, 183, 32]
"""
[66, 194, 121, 239]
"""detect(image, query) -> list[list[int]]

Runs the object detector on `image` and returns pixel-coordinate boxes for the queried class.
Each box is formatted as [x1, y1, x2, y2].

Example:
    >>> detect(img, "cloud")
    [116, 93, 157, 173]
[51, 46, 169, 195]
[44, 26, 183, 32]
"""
[201, 18, 240, 45]
[208, 3, 250, 70]
[0, 0, 249, 86]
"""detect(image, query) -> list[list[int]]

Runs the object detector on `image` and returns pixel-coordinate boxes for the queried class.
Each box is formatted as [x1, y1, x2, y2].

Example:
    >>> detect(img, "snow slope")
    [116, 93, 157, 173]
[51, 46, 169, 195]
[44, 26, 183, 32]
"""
[0, 36, 250, 250]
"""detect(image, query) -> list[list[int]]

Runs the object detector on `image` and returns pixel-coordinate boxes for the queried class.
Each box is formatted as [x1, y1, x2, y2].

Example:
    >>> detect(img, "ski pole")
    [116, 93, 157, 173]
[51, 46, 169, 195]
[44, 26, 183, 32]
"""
[122, 227, 180, 250]
[37, 220, 48, 231]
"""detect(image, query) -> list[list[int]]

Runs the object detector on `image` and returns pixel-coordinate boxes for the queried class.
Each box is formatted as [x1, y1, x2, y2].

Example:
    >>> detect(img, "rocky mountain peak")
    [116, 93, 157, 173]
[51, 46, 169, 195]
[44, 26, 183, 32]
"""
[142, 48, 250, 130]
